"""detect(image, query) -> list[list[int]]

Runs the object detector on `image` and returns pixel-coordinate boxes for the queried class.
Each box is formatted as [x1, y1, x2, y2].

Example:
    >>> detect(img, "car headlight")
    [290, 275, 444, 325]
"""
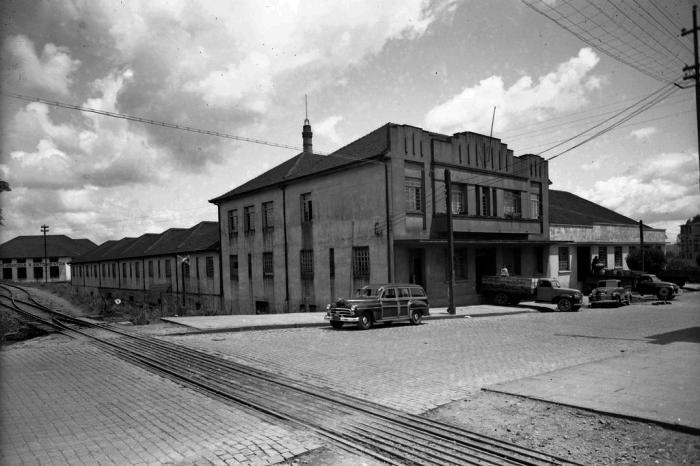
[350, 304, 358, 312]
[326, 304, 331, 310]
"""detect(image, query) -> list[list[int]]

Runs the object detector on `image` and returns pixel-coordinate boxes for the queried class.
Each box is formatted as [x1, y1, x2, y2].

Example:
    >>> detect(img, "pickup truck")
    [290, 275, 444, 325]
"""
[481, 276, 583, 312]
[633, 274, 680, 300]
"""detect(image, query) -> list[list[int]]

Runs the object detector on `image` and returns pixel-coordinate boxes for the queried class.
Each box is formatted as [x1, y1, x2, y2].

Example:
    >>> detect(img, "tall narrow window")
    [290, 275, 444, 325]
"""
[479, 186, 491, 216]
[352, 247, 370, 279]
[165, 259, 172, 278]
[451, 187, 465, 214]
[244, 205, 255, 234]
[148, 260, 154, 278]
[598, 246, 608, 268]
[262, 252, 273, 277]
[206, 256, 214, 278]
[112, 263, 116, 278]
[558, 247, 570, 272]
[614, 246, 623, 268]
[504, 191, 522, 219]
[262, 201, 274, 231]
[300, 250, 314, 277]
[247, 254, 252, 279]
[405, 179, 422, 213]
[228, 209, 238, 238]
[122, 263, 127, 278]
[230, 255, 239, 281]
[301, 193, 313, 222]
[329, 248, 335, 278]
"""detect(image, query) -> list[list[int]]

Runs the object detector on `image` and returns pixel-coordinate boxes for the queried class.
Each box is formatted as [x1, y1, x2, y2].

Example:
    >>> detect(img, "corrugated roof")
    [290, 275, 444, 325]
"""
[549, 190, 642, 226]
[0, 235, 97, 259]
[209, 123, 390, 203]
[71, 222, 219, 264]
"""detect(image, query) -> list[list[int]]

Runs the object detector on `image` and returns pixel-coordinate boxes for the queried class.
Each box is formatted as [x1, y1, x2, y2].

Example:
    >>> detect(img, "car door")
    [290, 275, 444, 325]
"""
[397, 287, 411, 318]
[535, 279, 553, 301]
[380, 287, 399, 319]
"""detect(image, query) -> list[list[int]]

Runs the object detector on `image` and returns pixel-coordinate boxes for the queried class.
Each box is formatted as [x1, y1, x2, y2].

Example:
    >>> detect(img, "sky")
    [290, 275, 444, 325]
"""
[0, 0, 697, 245]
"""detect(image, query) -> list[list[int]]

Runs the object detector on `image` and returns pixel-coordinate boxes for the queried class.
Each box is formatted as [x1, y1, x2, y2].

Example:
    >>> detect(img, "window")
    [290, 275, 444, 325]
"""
[206, 256, 214, 278]
[301, 193, 313, 222]
[148, 260, 154, 278]
[262, 201, 274, 231]
[101, 264, 106, 277]
[50, 265, 59, 279]
[614, 246, 623, 268]
[478, 186, 493, 216]
[504, 191, 522, 219]
[34, 266, 43, 280]
[228, 209, 238, 237]
[165, 259, 172, 278]
[183, 261, 190, 278]
[300, 250, 314, 277]
[247, 254, 252, 279]
[383, 287, 396, 298]
[244, 206, 255, 234]
[451, 187, 465, 215]
[352, 246, 370, 279]
[230, 255, 238, 281]
[112, 263, 117, 278]
[399, 287, 410, 298]
[135, 262, 140, 279]
[558, 247, 570, 271]
[122, 263, 127, 278]
[530, 193, 540, 219]
[262, 252, 273, 277]
[598, 246, 608, 268]
[157, 261, 161, 278]
[329, 248, 335, 278]
[405, 178, 422, 213]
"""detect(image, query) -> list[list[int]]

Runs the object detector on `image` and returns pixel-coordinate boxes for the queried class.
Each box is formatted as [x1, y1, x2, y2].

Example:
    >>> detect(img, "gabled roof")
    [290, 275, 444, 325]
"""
[549, 190, 645, 227]
[209, 123, 391, 203]
[0, 235, 97, 259]
[71, 222, 219, 264]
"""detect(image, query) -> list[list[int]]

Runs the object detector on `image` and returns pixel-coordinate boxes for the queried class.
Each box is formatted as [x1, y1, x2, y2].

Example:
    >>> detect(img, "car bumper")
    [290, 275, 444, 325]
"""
[324, 314, 359, 323]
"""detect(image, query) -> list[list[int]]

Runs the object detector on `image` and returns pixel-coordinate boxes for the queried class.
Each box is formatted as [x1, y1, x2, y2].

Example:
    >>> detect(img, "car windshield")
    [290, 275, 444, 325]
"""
[355, 287, 380, 297]
[647, 275, 661, 282]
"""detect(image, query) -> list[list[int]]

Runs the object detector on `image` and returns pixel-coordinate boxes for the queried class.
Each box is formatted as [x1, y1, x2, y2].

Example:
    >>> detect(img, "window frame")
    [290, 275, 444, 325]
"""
[558, 247, 570, 272]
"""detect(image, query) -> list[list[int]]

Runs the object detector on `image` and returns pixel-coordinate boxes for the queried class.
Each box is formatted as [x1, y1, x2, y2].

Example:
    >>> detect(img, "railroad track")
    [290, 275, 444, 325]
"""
[1, 283, 581, 466]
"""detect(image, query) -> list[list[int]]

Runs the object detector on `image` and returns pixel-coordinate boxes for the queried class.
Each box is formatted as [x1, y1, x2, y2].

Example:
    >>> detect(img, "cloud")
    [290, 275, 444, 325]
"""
[2, 34, 80, 94]
[425, 48, 601, 134]
[576, 151, 700, 238]
[629, 126, 657, 141]
[314, 115, 345, 147]
[580, 160, 601, 171]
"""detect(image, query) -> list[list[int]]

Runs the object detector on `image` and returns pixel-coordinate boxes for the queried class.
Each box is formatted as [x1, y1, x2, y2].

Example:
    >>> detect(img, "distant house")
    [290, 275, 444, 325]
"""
[548, 190, 666, 290]
[678, 215, 700, 267]
[0, 235, 97, 283]
[70, 222, 221, 312]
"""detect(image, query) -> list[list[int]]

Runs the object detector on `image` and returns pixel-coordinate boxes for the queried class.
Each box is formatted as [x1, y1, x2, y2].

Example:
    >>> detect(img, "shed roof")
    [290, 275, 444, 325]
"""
[549, 190, 649, 227]
[71, 222, 219, 264]
[0, 235, 97, 259]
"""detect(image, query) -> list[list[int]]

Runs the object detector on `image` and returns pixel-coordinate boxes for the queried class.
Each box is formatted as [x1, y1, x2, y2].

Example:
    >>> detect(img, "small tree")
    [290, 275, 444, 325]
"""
[626, 247, 666, 274]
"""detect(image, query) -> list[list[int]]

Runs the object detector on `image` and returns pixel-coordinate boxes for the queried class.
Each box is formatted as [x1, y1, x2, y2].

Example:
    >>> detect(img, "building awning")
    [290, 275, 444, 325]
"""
[394, 239, 565, 247]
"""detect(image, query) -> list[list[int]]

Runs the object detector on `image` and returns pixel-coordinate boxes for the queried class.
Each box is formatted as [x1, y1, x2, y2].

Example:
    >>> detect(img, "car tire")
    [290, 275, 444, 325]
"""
[493, 292, 509, 306]
[330, 321, 343, 329]
[409, 308, 423, 325]
[357, 312, 372, 330]
[657, 287, 672, 300]
[557, 297, 573, 312]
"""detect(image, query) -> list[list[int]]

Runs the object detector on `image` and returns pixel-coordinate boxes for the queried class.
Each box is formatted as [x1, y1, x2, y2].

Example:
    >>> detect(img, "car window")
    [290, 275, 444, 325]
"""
[398, 287, 410, 298]
[538, 280, 551, 288]
[383, 288, 396, 299]
[410, 287, 426, 297]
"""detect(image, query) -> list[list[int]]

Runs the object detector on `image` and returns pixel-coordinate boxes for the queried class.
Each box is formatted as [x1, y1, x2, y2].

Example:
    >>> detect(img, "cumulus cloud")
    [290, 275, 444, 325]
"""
[2, 35, 80, 94]
[425, 48, 601, 134]
[576, 151, 700, 236]
[629, 126, 657, 141]
[314, 115, 345, 147]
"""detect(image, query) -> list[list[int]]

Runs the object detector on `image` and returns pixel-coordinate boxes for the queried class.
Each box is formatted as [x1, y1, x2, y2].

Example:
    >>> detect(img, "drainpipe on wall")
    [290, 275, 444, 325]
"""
[282, 184, 290, 312]
[383, 156, 393, 282]
[216, 207, 224, 312]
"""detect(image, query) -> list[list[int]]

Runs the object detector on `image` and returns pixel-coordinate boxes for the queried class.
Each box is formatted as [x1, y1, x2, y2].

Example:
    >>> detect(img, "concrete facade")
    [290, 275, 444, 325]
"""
[679, 218, 700, 266]
[211, 122, 552, 313]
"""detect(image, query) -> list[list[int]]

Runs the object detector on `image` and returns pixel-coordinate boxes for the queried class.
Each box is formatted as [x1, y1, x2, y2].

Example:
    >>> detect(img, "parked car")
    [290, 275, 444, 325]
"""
[589, 279, 632, 307]
[481, 276, 582, 312]
[632, 274, 680, 300]
[324, 283, 429, 330]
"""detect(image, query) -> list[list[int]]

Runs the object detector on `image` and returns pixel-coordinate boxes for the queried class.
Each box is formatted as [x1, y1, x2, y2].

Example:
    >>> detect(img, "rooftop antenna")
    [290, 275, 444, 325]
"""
[304, 94, 309, 124]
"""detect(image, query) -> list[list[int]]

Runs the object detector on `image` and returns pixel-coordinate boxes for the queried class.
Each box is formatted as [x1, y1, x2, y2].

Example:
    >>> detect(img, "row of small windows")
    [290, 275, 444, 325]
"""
[74, 257, 214, 280]
[227, 194, 314, 238]
[229, 246, 370, 282]
[557, 246, 624, 272]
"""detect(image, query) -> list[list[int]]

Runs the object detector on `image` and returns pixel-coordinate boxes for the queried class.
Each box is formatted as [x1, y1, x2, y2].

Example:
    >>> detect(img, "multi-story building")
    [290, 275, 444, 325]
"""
[678, 215, 700, 266]
[548, 190, 666, 291]
[210, 120, 551, 314]
[71, 222, 221, 312]
[0, 235, 96, 283]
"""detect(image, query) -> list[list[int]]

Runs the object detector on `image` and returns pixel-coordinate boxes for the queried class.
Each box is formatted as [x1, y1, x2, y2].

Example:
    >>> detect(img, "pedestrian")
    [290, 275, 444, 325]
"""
[500, 264, 509, 277]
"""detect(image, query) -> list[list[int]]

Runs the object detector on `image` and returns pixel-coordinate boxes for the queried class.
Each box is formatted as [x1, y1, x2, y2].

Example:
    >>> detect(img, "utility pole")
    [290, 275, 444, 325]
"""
[682, 5, 700, 191]
[639, 220, 645, 273]
[40, 224, 49, 283]
[445, 169, 456, 314]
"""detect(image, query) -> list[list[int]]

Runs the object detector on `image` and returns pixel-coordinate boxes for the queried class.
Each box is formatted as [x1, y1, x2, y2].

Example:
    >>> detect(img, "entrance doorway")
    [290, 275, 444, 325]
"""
[408, 249, 425, 288]
[577, 246, 590, 288]
[475, 248, 496, 293]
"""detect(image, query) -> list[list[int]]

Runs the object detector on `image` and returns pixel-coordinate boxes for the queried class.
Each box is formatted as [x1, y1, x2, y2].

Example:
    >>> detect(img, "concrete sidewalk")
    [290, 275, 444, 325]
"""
[161, 303, 537, 332]
[485, 341, 700, 432]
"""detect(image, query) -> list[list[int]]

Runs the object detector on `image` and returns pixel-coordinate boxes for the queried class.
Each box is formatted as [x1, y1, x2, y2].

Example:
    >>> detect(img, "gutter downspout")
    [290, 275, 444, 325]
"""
[383, 156, 393, 283]
[282, 184, 290, 312]
[216, 207, 225, 312]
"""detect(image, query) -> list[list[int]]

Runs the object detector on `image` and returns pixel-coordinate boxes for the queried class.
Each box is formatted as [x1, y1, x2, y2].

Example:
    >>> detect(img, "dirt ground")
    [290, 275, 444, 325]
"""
[13, 285, 700, 465]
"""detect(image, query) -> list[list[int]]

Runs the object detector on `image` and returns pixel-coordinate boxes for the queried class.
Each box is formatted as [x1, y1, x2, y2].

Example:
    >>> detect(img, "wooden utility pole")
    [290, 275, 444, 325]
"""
[445, 169, 456, 314]
[682, 5, 700, 191]
[639, 220, 645, 272]
[41, 224, 49, 283]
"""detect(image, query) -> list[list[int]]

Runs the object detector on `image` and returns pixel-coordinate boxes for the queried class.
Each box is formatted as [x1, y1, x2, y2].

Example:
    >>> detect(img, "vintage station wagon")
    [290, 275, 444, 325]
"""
[325, 283, 430, 330]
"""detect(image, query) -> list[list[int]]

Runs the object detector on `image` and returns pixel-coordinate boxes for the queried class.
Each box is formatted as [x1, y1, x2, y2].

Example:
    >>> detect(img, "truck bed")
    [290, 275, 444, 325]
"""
[481, 276, 538, 294]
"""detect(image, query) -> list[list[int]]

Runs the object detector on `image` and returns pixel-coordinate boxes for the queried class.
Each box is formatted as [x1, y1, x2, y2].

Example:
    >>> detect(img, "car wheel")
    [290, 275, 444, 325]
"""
[357, 312, 372, 330]
[557, 297, 573, 312]
[493, 292, 509, 306]
[616, 296, 623, 308]
[330, 321, 343, 329]
[657, 287, 672, 300]
[409, 308, 423, 325]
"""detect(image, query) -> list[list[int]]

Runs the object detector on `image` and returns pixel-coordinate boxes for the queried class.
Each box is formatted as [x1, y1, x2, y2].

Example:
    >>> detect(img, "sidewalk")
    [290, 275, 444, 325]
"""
[161, 303, 536, 332]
